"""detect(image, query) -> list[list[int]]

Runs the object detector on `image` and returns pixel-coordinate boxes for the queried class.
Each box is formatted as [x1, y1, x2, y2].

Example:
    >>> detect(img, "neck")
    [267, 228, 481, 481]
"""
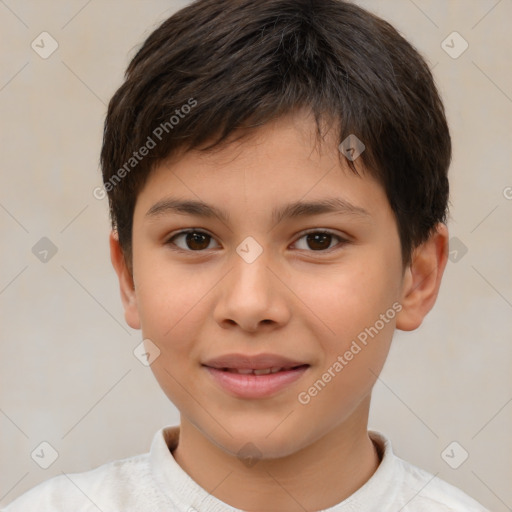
[172, 398, 381, 511]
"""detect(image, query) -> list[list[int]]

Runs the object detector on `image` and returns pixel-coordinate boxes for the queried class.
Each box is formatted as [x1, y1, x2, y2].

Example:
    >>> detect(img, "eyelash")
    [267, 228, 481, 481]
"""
[165, 229, 349, 254]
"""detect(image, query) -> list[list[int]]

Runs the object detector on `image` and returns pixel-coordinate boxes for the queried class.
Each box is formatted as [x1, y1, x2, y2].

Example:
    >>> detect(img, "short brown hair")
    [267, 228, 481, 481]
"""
[100, 0, 451, 267]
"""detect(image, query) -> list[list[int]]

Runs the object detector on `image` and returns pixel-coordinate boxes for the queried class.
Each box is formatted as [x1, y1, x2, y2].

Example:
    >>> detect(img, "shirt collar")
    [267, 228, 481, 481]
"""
[149, 425, 401, 512]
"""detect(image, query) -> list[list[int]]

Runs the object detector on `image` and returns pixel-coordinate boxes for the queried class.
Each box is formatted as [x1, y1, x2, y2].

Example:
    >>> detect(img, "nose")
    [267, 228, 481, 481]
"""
[213, 246, 291, 333]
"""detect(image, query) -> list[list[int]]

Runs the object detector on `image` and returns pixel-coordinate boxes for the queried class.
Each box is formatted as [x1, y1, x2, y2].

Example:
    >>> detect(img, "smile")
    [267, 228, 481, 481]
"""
[219, 365, 305, 375]
[203, 364, 310, 399]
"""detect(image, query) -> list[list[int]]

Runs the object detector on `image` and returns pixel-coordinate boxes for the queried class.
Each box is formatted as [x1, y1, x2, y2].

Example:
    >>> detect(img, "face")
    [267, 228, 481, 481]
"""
[116, 111, 418, 460]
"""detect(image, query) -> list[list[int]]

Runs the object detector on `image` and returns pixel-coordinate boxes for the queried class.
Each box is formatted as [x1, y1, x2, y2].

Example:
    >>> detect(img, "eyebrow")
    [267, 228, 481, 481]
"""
[145, 197, 370, 225]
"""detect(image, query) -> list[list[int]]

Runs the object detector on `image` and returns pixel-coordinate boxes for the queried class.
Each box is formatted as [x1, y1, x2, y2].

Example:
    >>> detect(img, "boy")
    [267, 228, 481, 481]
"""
[3, 0, 490, 510]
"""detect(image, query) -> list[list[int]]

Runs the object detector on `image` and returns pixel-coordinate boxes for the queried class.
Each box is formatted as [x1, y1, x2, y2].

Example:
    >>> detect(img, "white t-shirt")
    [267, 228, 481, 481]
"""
[2, 426, 489, 512]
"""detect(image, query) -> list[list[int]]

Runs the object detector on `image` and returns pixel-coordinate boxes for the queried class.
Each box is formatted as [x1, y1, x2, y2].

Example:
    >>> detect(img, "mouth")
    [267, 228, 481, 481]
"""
[202, 352, 309, 371]
[202, 355, 310, 399]
[212, 365, 309, 375]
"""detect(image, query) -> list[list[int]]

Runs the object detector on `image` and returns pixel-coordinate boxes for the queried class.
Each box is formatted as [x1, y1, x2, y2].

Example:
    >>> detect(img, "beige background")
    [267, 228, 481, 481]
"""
[1, 0, 511, 510]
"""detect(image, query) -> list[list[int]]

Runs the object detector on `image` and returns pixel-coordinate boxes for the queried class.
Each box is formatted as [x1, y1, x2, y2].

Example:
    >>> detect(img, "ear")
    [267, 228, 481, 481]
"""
[109, 231, 141, 330]
[396, 223, 449, 331]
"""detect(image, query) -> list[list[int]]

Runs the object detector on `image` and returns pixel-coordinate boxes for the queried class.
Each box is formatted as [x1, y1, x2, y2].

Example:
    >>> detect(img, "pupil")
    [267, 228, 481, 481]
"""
[307, 233, 331, 251]
[187, 232, 209, 250]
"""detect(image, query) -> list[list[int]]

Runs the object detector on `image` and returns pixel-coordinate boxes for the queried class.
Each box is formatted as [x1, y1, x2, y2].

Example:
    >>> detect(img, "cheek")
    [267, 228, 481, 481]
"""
[133, 248, 206, 339]
[292, 256, 400, 404]
[295, 297, 396, 425]
[292, 259, 399, 340]
[135, 266, 208, 402]
[309, 260, 399, 401]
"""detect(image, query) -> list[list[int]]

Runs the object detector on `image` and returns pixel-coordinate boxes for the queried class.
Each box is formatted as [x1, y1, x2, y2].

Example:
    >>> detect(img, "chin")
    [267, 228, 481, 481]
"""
[208, 419, 312, 461]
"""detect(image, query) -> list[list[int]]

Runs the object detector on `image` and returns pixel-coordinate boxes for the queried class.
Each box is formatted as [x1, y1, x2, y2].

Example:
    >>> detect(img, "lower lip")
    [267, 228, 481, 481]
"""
[203, 365, 309, 399]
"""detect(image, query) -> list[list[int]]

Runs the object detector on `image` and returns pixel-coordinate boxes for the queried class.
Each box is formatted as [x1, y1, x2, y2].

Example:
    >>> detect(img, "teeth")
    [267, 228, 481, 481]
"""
[224, 367, 287, 375]
[234, 368, 253, 375]
[220, 366, 307, 374]
[253, 368, 272, 375]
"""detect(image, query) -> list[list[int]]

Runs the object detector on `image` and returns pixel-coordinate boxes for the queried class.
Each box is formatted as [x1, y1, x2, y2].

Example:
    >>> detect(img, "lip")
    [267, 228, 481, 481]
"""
[203, 365, 309, 399]
[202, 353, 310, 399]
[202, 352, 308, 370]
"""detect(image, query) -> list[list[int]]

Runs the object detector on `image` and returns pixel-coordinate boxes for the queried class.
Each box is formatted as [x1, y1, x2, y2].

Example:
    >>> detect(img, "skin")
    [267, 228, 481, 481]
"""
[111, 110, 448, 511]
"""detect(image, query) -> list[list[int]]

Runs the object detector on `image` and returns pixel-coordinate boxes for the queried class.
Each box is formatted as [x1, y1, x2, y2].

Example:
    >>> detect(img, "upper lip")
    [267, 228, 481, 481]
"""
[202, 353, 309, 370]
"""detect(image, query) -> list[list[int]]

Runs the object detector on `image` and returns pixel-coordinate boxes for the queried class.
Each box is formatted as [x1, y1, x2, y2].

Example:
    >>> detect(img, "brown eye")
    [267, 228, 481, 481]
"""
[167, 230, 218, 251]
[305, 232, 332, 251]
[293, 230, 347, 252]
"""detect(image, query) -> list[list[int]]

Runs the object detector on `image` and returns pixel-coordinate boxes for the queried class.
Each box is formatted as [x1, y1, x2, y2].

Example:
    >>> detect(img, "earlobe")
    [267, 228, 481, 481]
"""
[109, 231, 141, 330]
[396, 223, 449, 331]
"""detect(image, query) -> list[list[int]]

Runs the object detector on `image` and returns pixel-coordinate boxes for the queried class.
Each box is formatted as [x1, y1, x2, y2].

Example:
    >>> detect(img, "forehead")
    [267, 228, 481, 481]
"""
[134, 112, 391, 225]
